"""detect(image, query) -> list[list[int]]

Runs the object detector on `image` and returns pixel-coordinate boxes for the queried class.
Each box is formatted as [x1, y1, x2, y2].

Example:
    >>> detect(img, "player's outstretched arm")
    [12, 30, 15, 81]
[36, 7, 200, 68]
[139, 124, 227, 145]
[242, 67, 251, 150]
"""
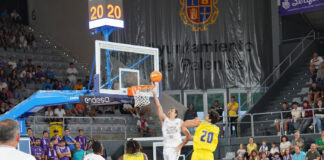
[152, 83, 167, 123]
[175, 121, 192, 151]
[183, 118, 201, 128]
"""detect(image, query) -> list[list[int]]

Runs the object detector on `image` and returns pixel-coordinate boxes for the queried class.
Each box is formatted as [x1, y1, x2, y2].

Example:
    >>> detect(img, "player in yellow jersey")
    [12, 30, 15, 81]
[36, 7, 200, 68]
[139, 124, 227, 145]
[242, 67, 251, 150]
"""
[183, 110, 220, 160]
[118, 139, 148, 160]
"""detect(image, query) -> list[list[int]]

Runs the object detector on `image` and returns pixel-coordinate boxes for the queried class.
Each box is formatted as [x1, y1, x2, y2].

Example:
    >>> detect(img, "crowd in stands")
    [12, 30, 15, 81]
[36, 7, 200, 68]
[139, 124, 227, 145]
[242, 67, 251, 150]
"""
[235, 132, 324, 160]
[27, 127, 107, 160]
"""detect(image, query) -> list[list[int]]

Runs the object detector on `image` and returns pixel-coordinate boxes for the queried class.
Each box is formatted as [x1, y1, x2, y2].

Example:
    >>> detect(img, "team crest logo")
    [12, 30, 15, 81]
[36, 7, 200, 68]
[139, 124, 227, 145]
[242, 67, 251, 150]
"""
[282, 0, 290, 10]
[179, 0, 219, 31]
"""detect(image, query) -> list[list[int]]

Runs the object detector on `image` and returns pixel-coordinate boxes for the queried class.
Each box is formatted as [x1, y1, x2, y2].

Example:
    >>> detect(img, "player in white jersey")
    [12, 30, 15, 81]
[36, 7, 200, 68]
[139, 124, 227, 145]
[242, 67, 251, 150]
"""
[152, 85, 191, 160]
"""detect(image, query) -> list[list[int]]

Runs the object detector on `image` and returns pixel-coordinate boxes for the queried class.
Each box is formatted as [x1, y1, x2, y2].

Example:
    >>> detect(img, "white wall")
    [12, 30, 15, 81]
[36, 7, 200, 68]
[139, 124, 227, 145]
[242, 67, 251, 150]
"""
[27, 0, 100, 66]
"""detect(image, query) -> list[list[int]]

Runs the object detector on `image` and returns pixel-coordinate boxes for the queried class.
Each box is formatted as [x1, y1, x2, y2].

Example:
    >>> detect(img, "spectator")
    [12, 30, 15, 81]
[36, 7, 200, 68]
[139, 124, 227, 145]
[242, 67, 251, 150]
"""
[317, 62, 324, 85]
[279, 136, 291, 153]
[290, 131, 304, 152]
[315, 131, 324, 153]
[249, 150, 259, 160]
[184, 104, 197, 134]
[8, 32, 17, 50]
[45, 67, 54, 80]
[137, 113, 153, 137]
[65, 104, 75, 116]
[26, 67, 35, 82]
[73, 79, 83, 90]
[83, 76, 92, 89]
[10, 9, 21, 22]
[308, 82, 321, 104]
[56, 81, 64, 90]
[54, 105, 66, 122]
[312, 99, 324, 132]
[291, 102, 302, 131]
[25, 59, 34, 70]
[227, 96, 239, 136]
[89, 106, 98, 117]
[270, 143, 279, 157]
[72, 142, 84, 160]
[75, 103, 86, 116]
[31, 138, 44, 160]
[50, 130, 62, 149]
[35, 66, 45, 82]
[306, 143, 320, 160]
[0, 80, 8, 90]
[0, 102, 8, 115]
[42, 78, 52, 90]
[211, 100, 224, 137]
[63, 79, 71, 90]
[27, 128, 36, 146]
[236, 144, 246, 160]
[0, 119, 36, 160]
[45, 141, 58, 160]
[283, 148, 292, 160]
[260, 152, 269, 160]
[40, 131, 50, 153]
[298, 101, 313, 133]
[63, 128, 77, 152]
[310, 52, 323, 82]
[272, 152, 281, 160]
[293, 146, 306, 160]
[0, 57, 6, 68]
[259, 140, 268, 155]
[66, 62, 78, 85]
[56, 140, 71, 160]
[52, 79, 59, 89]
[26, 32, 36, 49]
[0, 29, 7, 51]
[8, 57, 17, 69]
[321, 150, 324, 160]
[247, 137, 257, 157]
[45, 107, 55, 122]
[17, 31, 27, 50]
[275, 102, 292, 136]
[75, 129, 87, 151]
[83, 141, 105, 160]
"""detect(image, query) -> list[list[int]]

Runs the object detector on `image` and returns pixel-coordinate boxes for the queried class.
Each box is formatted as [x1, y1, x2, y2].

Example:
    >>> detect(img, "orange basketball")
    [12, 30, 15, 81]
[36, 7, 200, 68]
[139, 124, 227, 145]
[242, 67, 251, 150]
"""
[150, 71, 162, 82]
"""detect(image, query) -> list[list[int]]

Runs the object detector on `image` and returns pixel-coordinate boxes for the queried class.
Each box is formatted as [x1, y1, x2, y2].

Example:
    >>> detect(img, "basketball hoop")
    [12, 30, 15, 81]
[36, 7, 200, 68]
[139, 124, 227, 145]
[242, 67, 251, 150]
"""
[128, 85, 154, 108]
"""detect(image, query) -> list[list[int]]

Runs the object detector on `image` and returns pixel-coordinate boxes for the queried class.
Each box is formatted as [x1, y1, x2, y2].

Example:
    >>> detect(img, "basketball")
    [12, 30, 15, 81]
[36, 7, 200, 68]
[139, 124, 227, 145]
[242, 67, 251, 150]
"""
[150, 71, 162, 82]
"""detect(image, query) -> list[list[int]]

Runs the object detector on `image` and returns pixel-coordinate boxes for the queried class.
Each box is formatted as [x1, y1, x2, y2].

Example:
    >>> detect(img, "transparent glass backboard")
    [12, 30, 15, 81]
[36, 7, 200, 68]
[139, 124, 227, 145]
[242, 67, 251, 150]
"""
[95, 41, 160, 98]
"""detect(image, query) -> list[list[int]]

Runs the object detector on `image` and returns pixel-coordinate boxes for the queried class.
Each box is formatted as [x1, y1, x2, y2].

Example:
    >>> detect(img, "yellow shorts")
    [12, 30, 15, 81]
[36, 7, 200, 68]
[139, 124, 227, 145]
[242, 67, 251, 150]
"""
[191, 150, 214, 160]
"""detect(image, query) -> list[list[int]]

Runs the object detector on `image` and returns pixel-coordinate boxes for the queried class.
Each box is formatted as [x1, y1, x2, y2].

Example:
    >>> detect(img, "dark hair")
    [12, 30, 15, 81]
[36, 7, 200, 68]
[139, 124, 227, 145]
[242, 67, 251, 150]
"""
[272, 142, 276, 145]
[282, 102, 287, 105]
[64, 128, 70, 131]
[281, 135, 288, 142]
[35, 138, 40, 141]
[79, 129, 84, 132]
[27, 128, 32, 131]
[59, 139, 66, 143]
[92, 141, 102, 153]
[208, 110, 220, 124]
[54, 129, 58, 133]
[292, 102, 298, 105]
[231, 96, 235, 99]
[43, 130, 48, 134]
[274, 152, 280, 156]
[303, 101, 308, 105]
[126, 139, 142, 154]
[0, 119, 19, 143]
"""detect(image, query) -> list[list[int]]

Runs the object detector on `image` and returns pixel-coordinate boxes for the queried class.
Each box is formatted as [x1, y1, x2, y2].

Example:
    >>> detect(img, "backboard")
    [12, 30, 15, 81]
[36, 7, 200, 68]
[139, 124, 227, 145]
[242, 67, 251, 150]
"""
[95, 40, 160, 99]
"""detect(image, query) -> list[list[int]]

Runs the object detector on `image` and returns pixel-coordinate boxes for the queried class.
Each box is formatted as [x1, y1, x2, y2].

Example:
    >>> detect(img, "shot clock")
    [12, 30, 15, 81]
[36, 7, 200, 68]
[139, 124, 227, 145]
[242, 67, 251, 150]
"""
[88, 0, 124, 29]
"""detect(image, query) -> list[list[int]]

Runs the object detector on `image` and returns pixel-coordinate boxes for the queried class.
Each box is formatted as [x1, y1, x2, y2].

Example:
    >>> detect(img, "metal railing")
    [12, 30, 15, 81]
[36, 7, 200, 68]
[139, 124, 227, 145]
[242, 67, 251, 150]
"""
[25, 107, 323, 140]
[26, 116, 128, 140]
[238, 30, 316, 116]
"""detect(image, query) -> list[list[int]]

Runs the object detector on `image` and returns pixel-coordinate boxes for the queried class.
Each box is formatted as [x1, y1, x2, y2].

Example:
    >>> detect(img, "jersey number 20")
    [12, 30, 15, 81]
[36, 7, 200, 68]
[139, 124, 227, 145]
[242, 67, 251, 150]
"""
[200, 130, 213, 143]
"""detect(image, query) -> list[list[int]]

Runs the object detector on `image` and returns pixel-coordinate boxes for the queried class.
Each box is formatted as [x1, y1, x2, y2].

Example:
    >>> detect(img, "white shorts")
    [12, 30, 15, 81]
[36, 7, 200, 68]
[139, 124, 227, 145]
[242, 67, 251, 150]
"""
[163, 147, 180, 160]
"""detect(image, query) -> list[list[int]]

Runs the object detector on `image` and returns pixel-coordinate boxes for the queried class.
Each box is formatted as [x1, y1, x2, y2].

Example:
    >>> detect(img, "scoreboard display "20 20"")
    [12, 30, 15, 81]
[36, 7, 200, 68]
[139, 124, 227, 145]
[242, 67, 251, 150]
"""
[88, 0, 124, 29]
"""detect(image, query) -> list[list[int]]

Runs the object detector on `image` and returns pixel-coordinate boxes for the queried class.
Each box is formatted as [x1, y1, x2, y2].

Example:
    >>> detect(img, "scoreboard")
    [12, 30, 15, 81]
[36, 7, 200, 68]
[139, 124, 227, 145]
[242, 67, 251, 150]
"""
[88, 0, 124, 29]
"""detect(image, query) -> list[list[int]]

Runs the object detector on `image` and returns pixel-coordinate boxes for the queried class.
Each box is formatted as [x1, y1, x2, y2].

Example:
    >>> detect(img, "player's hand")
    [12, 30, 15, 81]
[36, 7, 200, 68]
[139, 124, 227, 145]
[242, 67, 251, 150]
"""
[175, 144, 183, 152]
[151, 82, 157, 94]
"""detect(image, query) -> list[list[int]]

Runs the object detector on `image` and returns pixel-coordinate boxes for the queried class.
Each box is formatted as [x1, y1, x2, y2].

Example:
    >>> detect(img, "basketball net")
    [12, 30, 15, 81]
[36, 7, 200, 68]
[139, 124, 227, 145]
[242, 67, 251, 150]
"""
[132, 86, 153, 108]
